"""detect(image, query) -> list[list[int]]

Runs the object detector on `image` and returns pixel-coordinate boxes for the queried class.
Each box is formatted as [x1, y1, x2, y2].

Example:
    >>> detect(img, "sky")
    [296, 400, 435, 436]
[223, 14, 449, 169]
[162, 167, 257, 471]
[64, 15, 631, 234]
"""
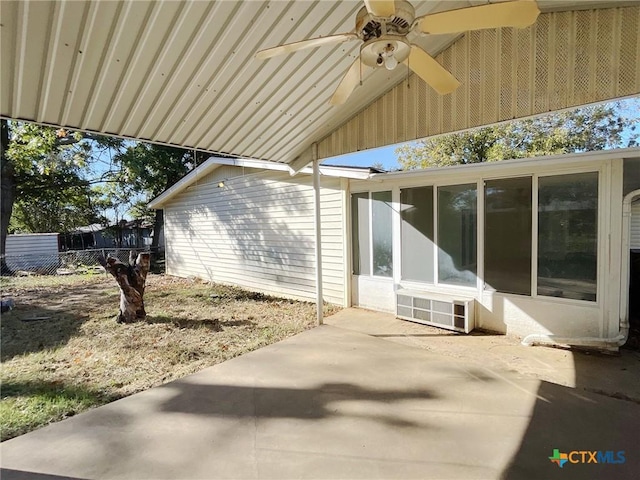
[322, 96, 640, 171]
[323, 144, 402, 170]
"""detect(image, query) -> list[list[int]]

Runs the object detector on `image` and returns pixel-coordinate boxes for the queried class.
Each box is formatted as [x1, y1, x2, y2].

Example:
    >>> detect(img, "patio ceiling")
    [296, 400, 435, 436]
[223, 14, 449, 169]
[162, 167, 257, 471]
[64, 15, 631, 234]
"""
[0, 1, 635, 165]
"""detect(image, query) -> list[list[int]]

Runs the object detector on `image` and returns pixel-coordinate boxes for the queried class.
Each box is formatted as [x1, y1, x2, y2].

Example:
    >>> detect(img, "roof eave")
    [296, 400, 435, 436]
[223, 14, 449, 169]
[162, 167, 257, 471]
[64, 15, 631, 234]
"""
[149, 156, 373, 208]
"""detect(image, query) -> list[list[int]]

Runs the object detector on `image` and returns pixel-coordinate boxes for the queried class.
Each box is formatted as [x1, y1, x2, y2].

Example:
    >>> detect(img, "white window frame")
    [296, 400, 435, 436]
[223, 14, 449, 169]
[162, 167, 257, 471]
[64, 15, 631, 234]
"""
[351, 189, 395, 280]
[433, 181, 481, 292]
[533, 168, 602, 305]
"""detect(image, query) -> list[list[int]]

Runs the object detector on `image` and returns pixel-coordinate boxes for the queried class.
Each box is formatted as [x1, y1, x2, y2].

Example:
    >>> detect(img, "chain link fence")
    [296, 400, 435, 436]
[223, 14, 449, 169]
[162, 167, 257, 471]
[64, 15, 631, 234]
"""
[1, 248, 164, 276]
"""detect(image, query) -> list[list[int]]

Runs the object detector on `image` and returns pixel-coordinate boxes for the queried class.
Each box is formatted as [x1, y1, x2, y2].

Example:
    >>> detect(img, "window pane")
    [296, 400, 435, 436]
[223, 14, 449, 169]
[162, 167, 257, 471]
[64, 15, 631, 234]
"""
[351, 193, 370, 275]
[401, 186, 434, 282]
[538, 172, 598, 302]
[372, 191, 393, 277]
[438, 184, 477, 287]
[485, 177, 532, 295]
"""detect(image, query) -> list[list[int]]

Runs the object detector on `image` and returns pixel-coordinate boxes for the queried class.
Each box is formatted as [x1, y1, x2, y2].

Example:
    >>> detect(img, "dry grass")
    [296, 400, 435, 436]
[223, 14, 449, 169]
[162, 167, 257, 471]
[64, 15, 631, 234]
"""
[0, 274, 339, 441]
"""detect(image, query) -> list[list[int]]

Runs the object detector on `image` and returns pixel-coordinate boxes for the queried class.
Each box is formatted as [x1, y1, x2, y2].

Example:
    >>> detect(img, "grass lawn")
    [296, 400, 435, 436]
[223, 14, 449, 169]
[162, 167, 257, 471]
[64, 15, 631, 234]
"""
[0, 274, 338, 441]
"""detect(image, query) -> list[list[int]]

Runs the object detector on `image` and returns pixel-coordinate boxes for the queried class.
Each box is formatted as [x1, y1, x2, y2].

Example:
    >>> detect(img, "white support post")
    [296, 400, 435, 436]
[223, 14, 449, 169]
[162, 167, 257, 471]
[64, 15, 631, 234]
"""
[312, 144, 324, 325]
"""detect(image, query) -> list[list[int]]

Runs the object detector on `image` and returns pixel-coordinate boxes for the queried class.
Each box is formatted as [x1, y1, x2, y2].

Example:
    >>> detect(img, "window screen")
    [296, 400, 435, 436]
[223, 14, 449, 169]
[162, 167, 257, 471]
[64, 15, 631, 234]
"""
[485, 177, 532, 295]
[401, 186, 434, 282]
[537, 172, 598, 302]
[351, 193, 370, 275]
[437, 184, 477, 287]
[372, 191, 393, 277]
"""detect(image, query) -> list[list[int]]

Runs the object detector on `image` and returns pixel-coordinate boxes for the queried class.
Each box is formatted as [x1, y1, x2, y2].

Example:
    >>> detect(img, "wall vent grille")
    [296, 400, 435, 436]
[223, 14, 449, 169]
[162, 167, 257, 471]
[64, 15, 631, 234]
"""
[396, 290, 475, 334]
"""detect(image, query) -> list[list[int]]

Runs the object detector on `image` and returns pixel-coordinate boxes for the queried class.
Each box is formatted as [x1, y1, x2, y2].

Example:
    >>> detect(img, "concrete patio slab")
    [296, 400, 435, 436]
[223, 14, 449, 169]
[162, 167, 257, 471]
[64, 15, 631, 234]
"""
[1, 324, 638, 480]
[326, 308, 640, 402]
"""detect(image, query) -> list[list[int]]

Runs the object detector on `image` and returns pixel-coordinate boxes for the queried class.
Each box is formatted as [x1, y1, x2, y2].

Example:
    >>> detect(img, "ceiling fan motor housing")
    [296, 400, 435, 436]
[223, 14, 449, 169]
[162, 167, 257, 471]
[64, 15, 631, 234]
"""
[355, 1, 416, 40]
[356, 1, 415, 68]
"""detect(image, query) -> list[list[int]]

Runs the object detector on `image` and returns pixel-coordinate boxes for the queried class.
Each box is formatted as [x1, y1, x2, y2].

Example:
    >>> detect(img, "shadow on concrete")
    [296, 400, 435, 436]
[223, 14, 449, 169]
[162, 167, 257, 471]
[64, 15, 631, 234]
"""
[0, 469, 86, 480]
[160, 381, 436, 429]
[501, 350, 640, 480]
[372, 333, 458, 338]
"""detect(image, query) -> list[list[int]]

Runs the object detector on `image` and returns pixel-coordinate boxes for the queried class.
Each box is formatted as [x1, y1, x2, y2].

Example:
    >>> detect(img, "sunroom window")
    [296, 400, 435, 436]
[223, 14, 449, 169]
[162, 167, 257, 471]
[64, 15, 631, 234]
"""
[351, 192, 370, 276]
[485, 177, 532, 295]
[351, 191, 393, 278]
[400, 186, 434, 282]
[371, 191, 393, 277]
[437, 184, 477, 287]
[537, 172, 598, 302]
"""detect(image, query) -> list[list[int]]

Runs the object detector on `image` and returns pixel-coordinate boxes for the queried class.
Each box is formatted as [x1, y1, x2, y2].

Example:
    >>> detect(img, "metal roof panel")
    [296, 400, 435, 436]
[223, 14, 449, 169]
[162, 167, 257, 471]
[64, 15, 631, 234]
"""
[1, 0, 632, 163]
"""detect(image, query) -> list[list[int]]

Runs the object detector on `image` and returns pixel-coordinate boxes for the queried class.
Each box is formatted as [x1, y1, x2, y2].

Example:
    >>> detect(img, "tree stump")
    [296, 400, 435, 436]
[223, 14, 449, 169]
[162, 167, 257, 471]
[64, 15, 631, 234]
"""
[101, 252, 150, 323]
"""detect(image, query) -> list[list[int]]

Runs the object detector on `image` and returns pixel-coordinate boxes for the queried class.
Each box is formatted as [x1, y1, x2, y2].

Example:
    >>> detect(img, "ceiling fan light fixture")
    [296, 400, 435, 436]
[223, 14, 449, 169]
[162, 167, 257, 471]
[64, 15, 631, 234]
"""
[255, 0, 541, 105]
[382, 43, 398, 70]
[384, 54, 398, 71]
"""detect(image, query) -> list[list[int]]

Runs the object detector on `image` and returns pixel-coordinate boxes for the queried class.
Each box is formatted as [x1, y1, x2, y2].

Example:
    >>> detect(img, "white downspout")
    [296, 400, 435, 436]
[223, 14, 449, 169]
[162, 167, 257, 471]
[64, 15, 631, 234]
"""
[312, 143, 324, 325]
[523, 188, 640, 350]
[520, 334, 625, 350]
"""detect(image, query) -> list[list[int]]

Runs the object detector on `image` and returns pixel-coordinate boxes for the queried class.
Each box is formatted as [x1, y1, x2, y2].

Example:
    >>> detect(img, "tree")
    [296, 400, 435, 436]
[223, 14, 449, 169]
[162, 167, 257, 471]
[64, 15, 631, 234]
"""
[9, 182, 103, 234]
[396, 101, 640, 169]
[0, 122, 124, 272]
[0, 121, 206, 264]
[129, 200, 156, 225]
[113, 144, 204, 249]
[100, 251, 150, 323]
[1, 120, 14, 267]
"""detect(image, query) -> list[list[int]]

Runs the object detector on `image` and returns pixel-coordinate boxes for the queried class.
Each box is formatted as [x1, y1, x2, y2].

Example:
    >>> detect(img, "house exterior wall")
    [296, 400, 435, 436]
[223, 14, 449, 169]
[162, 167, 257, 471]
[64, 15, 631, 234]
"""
[349, 151, 634, 339]
[162, 167, 347, 305]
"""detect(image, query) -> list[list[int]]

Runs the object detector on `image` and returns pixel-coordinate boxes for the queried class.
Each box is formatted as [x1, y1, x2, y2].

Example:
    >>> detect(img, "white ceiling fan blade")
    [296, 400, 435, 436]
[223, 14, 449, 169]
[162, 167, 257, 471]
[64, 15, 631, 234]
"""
[255, 33, 358, 60]
[404, 45, 460, 95]
[364, 0, 396, 17]
[330, 57, 365, 106]
[418, 0, 540, 35]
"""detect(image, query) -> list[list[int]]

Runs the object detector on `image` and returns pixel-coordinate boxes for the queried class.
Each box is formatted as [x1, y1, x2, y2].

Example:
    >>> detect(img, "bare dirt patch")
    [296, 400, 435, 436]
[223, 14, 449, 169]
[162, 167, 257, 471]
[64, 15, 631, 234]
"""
[1, 274, 339, 440]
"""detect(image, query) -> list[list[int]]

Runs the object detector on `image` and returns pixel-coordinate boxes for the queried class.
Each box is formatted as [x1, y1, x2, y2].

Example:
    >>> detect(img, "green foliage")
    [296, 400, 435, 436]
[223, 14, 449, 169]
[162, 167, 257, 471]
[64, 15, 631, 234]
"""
[6, 123, 113, 233]
[90, 183, 134, 226]
[3, 121, 201, 239]
[396, 100, 639, 170]
[114, 143, 196, 197]
[9, 186, 104, 234]
[129, 200, 156, 224]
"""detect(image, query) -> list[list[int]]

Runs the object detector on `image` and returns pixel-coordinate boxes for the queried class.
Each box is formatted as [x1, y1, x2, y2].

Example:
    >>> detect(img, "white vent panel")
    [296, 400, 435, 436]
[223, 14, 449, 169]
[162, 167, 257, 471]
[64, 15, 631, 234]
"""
[396, 290, 475, 334]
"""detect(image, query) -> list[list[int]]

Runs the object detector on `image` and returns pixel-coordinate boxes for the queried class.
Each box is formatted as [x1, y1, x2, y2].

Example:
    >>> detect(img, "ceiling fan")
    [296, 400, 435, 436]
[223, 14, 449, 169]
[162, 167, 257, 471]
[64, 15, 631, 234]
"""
[255, 0, 540, 105]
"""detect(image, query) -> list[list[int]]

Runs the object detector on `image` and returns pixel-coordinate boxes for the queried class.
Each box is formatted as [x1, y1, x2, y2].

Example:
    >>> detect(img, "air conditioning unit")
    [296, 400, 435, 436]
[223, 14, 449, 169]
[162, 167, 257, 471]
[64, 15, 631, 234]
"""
[396, 289, 475, 333]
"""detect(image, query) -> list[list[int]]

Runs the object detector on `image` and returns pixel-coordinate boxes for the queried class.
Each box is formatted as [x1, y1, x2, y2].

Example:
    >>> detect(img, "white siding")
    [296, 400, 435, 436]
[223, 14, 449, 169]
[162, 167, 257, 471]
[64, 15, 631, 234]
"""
[631, 201, 640, 250]
[163, 169, 346, 305]
[5, 233, 59, 257]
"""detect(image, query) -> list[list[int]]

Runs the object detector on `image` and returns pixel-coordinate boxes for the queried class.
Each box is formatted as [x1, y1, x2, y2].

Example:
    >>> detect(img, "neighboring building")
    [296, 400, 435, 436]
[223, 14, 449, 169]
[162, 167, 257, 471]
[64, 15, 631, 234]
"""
[150, 149, 640, 348]
[60, 221, 156, 251]
[4, 233, 60, 271]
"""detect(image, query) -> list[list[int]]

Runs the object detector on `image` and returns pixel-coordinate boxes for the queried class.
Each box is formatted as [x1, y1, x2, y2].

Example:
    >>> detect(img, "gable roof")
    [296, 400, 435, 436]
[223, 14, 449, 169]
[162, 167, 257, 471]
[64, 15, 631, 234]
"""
[149, 156, 377, 208]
